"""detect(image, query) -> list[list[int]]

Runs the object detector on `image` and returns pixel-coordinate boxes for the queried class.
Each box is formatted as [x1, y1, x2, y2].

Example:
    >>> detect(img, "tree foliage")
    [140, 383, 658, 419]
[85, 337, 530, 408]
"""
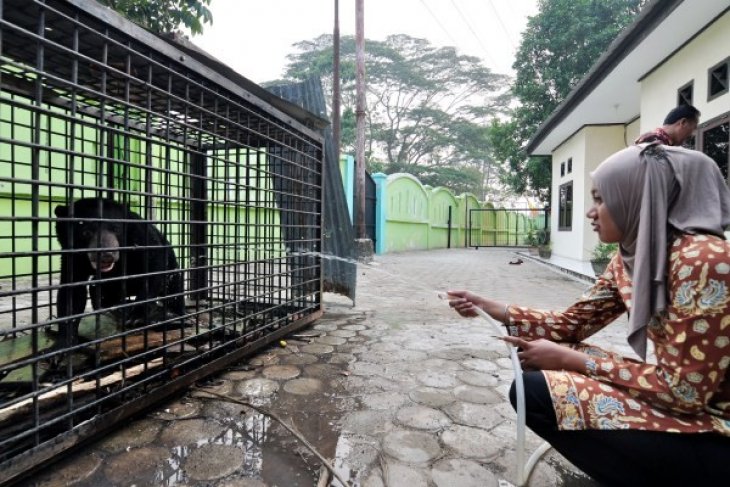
[493, 0, 647, 201]
[279, 34, 509, 197]
[96, 0, 213, 35]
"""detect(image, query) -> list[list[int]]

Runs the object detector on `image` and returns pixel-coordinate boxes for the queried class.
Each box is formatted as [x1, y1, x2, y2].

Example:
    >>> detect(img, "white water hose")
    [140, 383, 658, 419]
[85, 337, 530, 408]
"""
[439, 293, 551, 486]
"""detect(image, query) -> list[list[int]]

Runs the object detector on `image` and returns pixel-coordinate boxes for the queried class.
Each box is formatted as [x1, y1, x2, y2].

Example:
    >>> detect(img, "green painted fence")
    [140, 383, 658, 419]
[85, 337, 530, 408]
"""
[372, 172, 544, 254]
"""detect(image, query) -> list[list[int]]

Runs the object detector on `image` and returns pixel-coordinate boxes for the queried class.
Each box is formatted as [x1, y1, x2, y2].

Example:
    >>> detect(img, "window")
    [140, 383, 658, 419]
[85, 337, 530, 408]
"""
[560, 161, 565, 177]
[558, 181, 573, 231]
[699, 115, 729, 180]
[567, 158, 573, 174]
[708, 58, 729, 101]
[677, 81, 693, 106]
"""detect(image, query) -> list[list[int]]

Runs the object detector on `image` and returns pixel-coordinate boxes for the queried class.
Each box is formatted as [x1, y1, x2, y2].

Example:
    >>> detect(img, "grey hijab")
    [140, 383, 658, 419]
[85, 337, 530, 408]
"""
[591, 143, 730, 359]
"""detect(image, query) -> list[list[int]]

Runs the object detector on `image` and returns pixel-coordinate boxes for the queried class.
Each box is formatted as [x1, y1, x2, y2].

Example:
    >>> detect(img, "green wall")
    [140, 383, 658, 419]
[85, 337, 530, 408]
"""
[0, 93, 284, 277]
[376, 173, 545, 253]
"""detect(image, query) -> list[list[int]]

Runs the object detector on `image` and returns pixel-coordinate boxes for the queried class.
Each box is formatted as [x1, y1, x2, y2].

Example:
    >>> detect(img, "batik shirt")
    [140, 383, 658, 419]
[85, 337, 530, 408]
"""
[507, 234, 730, 434]
[634, 127, 675, 145]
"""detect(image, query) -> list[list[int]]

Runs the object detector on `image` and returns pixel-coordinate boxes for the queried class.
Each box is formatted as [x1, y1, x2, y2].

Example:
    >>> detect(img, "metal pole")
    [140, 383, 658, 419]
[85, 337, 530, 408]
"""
[355, 0, 366, 239]
[332, 0, 341, 164]
[447, 205, 452, 249]
[465, 203, 469, 247]
[468, 210, 472, 248]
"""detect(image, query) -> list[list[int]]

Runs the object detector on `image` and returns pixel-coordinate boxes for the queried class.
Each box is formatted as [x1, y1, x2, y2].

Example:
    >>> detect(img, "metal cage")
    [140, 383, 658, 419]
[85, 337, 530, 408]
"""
[0, 0, 324, 482]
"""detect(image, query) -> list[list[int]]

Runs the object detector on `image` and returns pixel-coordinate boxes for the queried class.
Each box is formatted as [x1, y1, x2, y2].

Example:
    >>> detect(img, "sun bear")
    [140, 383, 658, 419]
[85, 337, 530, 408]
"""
[54, 198, 185, 348]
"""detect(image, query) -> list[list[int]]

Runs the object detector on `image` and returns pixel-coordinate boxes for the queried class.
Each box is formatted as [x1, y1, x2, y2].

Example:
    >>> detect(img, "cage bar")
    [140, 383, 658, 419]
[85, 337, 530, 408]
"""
[0, 0, 325, 482]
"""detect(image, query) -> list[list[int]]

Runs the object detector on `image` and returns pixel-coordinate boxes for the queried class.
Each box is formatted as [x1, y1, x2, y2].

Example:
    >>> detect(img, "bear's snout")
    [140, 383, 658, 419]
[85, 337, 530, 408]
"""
[84, 228, 120, 272]
[87, 251, 118, 272]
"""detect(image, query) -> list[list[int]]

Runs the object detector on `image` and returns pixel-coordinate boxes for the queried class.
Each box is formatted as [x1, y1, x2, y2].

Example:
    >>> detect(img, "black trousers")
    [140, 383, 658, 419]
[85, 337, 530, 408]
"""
[509, 371, 730, 486]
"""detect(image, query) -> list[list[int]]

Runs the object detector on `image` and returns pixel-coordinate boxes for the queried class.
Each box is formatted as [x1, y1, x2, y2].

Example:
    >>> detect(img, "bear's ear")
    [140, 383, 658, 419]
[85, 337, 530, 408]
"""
[54, 205, 71, 248]
[54, 205, 69, 218]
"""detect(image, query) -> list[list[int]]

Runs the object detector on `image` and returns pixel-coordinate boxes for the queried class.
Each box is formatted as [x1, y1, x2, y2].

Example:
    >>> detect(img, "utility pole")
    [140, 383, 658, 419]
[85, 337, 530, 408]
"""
[355, 0, 366, 239]
[354, 0, 372, 260]
[332, 0, 341, 164]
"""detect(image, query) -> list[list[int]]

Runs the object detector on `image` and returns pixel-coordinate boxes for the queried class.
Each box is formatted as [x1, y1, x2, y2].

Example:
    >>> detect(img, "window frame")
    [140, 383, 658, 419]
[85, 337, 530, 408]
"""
[558, 181, 573, 231]
[708, 57, 729, 102]
[677, 80, 694, 106]
[698, 111, 730, 182]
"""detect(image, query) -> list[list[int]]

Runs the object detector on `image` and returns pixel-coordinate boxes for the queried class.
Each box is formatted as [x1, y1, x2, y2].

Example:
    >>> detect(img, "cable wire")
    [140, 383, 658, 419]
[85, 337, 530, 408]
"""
[485, 0, 516, 49]
[418, 0, 460, 47]
[447, 0, 498, 67]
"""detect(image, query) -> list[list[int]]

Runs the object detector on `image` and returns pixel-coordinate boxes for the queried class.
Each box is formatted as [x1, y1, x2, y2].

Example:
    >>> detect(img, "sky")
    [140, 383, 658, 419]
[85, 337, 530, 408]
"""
[192, 0, 540, 84]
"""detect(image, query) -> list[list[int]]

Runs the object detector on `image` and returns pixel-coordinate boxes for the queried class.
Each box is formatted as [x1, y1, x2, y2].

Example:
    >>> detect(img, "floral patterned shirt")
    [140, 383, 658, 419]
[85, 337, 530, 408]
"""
[507, 234, 730, 435]
[634, 127, 675, 145]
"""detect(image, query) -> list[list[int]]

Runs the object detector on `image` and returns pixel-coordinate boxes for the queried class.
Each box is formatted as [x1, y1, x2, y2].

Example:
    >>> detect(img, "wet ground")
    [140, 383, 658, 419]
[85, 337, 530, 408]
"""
[24, 248, 637, 486]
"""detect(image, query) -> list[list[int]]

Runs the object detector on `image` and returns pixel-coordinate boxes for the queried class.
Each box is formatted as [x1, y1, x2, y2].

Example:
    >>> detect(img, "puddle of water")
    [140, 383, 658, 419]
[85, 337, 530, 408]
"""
[23, 349, 352, 487]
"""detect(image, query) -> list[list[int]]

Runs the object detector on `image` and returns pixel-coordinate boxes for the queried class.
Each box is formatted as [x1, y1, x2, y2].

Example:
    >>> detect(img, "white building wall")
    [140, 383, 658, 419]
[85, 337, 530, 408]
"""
[640, 12, 730, 130]
[551, 130, 586, 261]
[545, 11, 730, 264]
[551, 125, 629, 261]
[626, 117, 641, 144]
[582, 125, 628, 259]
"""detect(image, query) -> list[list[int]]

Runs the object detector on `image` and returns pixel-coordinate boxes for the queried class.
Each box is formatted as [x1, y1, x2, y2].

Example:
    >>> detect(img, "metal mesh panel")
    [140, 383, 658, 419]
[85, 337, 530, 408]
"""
[267, 78, 357, 302]
[0, 0, 323, 480]
[468, 208, 550, 248]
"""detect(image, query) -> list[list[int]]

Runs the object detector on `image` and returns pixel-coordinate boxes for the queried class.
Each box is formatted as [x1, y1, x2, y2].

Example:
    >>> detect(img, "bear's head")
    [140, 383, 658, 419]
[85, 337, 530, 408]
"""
[55, 199, 125, 273]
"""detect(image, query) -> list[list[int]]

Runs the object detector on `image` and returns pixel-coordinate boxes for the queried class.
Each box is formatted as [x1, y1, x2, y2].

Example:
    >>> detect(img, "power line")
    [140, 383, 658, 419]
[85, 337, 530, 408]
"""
[485, 0, 516, 49]
[447, 0, 498, 68]
[418, 0, 460, 47]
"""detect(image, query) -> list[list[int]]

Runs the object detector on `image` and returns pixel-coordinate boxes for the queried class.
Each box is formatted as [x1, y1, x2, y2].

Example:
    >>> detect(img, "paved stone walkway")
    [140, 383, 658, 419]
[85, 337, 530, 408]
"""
[327, 248, 634, 487]
[26, 248, 637, 486]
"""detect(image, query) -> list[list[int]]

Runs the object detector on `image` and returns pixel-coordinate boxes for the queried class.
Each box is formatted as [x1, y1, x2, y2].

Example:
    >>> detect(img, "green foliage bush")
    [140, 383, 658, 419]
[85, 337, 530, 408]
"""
[591, 242, 618, 261]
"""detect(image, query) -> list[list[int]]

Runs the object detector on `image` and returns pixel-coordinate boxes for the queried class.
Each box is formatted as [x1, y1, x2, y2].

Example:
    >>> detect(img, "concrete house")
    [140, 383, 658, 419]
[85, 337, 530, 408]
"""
[527, 0, 729, 265]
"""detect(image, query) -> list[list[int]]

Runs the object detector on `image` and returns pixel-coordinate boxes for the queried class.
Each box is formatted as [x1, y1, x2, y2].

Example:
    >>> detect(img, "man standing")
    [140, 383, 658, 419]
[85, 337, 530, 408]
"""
[635, 104, 700, 146]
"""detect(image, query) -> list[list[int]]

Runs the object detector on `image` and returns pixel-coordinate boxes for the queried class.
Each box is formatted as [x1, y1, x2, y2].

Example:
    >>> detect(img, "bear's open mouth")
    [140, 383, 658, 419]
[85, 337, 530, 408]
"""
[90, 260, 115, 272]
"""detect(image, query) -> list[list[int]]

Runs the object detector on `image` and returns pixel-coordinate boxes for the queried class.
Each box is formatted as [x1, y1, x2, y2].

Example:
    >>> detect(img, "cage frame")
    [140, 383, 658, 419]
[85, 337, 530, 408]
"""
[0, 0, 327, 482]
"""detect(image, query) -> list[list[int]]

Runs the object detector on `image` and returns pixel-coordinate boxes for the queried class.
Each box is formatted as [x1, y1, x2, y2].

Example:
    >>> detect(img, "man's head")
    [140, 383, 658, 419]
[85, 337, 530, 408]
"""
[662, 104, 700, 145]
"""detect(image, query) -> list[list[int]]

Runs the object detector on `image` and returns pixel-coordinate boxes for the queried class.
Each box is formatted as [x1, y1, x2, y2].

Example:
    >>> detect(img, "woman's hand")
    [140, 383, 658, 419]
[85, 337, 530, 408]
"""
[502, 336, 588, 372]
[446, 290, 507, 322]
[445, 290, 484, 317]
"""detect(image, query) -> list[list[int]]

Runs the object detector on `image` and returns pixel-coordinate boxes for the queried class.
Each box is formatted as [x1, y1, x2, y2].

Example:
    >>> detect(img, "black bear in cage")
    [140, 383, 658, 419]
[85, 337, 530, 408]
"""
[54, 198, 185, 348]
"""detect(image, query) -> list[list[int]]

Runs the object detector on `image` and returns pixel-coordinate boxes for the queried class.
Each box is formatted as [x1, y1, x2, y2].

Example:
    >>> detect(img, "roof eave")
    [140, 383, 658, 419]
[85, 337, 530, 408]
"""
[525, 0, 684, 155]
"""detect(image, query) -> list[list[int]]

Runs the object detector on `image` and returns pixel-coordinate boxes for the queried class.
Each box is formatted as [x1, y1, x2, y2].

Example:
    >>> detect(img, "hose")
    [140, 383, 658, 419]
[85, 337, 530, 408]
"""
[438, 292, 548, 486]
[471, 307, 529, 486]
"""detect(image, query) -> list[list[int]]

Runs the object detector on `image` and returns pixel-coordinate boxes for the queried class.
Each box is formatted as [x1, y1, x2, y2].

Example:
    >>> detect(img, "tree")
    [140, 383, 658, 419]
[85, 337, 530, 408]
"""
[279, 34, 509, 197]
[493, 0, 647, 201]
[96, 0, 213, 35]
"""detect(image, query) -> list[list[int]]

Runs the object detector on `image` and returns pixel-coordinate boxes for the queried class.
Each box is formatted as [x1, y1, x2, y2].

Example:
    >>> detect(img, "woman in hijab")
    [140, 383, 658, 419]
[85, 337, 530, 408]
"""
[448, 143, 730, 485]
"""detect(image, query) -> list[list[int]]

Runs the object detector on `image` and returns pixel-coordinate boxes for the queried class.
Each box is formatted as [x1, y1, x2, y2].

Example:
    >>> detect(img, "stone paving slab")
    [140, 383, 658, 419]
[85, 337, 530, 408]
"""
[25, 248, 636, 486]
[327, 248, 629, 487]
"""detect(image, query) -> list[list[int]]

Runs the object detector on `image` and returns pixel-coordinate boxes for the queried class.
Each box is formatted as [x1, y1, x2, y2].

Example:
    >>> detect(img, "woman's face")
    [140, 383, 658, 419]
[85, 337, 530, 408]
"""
[586, 185, 623, 243]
